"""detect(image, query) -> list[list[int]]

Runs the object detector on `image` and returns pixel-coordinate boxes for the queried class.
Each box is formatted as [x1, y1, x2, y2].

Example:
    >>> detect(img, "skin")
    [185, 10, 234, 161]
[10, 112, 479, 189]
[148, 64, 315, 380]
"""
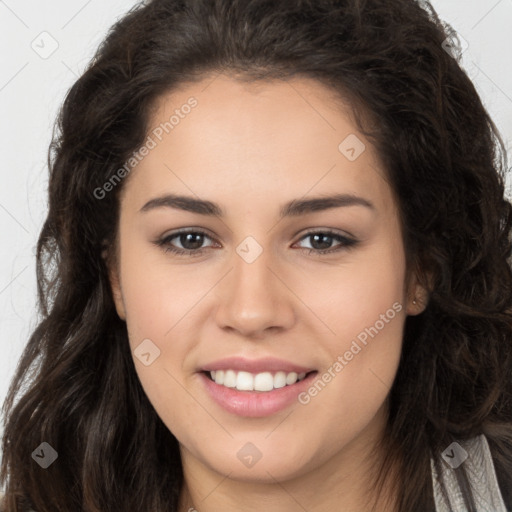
[107, 73, 428, 512]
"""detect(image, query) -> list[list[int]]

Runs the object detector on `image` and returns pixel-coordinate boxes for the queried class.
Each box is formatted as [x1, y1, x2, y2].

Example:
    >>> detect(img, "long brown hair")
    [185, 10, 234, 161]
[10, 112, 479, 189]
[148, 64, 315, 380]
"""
[2, 0, 512, 510]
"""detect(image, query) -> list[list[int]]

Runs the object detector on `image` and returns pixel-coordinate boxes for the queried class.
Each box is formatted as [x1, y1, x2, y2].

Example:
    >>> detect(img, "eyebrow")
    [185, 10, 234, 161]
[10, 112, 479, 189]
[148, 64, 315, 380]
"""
[139, 193, 375, 218]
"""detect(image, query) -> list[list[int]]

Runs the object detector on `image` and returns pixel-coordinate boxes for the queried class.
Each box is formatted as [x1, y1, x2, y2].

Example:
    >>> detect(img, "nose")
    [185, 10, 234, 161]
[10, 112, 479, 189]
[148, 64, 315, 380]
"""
[214, 247, 297, 339]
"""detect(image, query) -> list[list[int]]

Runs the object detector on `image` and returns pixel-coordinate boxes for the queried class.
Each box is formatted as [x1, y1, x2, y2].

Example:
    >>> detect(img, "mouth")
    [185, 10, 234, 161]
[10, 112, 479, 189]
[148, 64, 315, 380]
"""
[198, 369, 319, 417]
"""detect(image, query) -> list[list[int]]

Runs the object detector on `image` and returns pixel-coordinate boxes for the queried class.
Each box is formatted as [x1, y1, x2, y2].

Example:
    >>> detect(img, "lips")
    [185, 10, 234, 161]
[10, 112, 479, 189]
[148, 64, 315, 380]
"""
[199, 356, 315, 374]
[197, 356, 318, 417]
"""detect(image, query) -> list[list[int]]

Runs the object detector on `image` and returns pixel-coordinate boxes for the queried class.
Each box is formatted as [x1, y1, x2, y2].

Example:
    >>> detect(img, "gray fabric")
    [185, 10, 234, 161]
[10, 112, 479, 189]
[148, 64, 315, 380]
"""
[431, 434, 507, 512]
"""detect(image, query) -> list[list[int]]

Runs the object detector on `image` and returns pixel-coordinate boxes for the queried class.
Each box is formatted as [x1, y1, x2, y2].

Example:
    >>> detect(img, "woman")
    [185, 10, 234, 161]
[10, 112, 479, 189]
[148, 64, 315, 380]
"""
[1, 0, 511, 510]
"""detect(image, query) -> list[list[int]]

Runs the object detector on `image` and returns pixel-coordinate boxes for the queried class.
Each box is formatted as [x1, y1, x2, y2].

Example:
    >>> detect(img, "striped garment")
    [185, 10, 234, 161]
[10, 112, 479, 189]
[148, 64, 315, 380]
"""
[432, 434, 508, 512]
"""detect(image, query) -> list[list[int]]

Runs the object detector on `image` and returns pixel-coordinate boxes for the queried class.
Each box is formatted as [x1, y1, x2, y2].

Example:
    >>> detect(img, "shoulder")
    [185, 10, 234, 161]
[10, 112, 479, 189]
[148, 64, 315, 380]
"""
[431, 434, 509, 512]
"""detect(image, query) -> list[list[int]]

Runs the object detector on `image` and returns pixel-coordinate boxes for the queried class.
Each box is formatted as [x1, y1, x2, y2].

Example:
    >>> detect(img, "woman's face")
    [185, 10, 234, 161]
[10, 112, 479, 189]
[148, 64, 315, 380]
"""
[108, 74, 425, 483]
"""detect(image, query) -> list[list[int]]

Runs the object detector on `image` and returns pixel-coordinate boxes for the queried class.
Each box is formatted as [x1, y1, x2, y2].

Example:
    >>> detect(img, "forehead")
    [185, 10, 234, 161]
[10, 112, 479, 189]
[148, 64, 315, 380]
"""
[121, 74, 394, 215]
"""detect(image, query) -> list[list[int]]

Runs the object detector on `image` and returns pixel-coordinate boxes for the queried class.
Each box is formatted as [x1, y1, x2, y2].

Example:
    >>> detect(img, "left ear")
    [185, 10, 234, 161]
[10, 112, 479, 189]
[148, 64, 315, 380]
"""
[405, 270, 431, 316]
[101, 241, 126, 321]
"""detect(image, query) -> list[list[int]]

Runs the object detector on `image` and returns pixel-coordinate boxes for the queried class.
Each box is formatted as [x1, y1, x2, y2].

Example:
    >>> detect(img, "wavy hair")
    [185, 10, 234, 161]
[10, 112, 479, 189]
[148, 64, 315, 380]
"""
[1, 0, 512, 510]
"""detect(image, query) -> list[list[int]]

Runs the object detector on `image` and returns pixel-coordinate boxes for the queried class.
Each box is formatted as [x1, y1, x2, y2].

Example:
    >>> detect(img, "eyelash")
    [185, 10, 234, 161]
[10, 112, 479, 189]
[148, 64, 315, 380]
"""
[154, 228, 358, 257]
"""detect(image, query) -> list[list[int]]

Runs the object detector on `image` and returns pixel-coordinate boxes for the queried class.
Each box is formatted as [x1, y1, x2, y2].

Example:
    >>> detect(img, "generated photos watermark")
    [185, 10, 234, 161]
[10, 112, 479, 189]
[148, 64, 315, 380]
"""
[93, 96, 198, 200]
[298, 301, 403, 405]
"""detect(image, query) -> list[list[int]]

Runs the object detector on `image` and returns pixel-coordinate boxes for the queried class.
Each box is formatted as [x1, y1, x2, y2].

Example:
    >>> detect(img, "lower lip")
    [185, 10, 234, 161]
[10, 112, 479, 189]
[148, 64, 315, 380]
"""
[198, 371, 318, 417]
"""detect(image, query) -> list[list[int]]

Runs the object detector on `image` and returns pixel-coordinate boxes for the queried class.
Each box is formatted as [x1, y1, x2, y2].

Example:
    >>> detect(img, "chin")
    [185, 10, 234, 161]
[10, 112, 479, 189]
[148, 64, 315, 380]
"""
[198, 440, 317, 483]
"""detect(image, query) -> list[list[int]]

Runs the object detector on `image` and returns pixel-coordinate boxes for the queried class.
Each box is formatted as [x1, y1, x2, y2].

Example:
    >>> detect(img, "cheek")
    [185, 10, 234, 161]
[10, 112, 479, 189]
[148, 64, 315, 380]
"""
[298, 236, 406, 415]
[300, 230, 406, 349]
[118, 241, 201, 346]
[114, 243, 197, 408]
[118, 248, 202, 430]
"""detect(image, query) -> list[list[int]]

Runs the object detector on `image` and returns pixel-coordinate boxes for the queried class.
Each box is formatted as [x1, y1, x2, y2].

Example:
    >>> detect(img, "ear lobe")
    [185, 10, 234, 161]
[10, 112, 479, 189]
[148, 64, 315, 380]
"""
[103, 248, 126, 321]
[406, 271, 432, 316]
[109, 269, 126, 321]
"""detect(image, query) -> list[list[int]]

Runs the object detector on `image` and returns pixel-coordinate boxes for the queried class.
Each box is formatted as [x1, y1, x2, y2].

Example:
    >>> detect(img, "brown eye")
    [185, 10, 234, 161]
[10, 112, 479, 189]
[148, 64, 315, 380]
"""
[295, 230, 358, 255]
[156, 229, 217, 256]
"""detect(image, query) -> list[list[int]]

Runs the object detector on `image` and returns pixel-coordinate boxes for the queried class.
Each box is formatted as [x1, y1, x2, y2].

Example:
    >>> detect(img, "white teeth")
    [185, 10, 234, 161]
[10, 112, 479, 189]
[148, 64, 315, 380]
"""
[254, 372, 274, 391]
[273, 371, 287, 389]
[285, 372, 298, 385]
[214, 370, 224, 385]
[236, 371, 254, 390]
[208, 369, 309, 391]
[223, 369, 237, 388]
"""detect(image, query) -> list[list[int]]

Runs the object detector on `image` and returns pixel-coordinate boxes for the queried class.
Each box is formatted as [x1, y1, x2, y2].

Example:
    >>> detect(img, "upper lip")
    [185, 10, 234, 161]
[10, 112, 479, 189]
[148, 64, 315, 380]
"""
[200, 356, 316, 374]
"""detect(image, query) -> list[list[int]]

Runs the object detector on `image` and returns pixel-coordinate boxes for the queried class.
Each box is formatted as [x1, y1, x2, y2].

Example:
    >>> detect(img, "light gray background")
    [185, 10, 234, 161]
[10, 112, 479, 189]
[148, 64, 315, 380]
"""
[1, 0, 512, 468]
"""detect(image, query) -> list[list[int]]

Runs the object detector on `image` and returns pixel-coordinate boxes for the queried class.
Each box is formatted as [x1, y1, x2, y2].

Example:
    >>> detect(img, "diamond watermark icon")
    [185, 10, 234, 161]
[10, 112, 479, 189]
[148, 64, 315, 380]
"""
[32, 442, 58, 469]
[31, 31, 59, 59]
[442, 442, 468, 469]
[237, 442, 263, 468]
[338, 134, 366, 161]
[236, 236, 263, 264]
[134, 338, 161, 366]
[442, 30, 469, 60]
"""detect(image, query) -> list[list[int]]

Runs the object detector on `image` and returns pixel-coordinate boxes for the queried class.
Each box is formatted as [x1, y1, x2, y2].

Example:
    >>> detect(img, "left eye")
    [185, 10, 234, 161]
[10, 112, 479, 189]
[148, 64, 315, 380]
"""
[159, 231, 216, 254]
[295, 231, 359, 254]
[155, 229, 358, 256]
